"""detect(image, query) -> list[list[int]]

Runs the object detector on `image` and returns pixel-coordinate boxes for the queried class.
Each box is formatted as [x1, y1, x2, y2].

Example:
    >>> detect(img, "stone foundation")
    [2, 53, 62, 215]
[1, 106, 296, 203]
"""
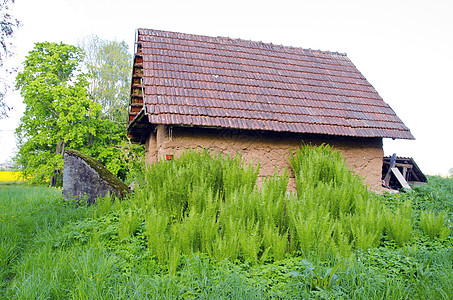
[144, 125, 384, 191]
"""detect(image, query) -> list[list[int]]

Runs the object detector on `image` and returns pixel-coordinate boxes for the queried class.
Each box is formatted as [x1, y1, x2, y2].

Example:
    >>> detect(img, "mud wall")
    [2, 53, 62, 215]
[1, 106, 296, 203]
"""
[144, 125, 384, 191]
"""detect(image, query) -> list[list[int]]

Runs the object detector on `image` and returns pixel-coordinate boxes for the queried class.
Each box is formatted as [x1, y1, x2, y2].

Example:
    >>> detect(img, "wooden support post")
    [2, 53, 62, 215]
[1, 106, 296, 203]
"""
[383, 153, 396, 188]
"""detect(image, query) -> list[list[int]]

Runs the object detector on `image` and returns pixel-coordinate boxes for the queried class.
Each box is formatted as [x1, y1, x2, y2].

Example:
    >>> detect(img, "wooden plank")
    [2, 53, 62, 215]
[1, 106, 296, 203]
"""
[396, 163, 413, 169]
[391, 167, 412, 189]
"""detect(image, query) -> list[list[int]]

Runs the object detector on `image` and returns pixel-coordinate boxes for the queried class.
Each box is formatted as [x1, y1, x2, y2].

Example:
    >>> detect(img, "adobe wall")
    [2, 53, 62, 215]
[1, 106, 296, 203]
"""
[144, 125, 384, 191]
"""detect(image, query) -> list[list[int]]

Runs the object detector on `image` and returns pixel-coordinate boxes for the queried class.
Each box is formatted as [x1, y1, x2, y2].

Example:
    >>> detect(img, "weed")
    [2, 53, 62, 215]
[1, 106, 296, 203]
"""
[293, 259, 341, 291]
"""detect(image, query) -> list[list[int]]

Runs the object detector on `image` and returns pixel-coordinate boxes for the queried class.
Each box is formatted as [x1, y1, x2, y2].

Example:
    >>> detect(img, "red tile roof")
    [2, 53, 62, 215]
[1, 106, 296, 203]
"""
[127, 28, 414, 141]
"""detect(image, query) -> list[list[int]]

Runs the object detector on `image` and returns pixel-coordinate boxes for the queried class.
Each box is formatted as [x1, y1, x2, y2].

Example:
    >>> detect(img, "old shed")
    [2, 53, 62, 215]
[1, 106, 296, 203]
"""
[382, 155, 427, 190]
[126, 29, 414, 191]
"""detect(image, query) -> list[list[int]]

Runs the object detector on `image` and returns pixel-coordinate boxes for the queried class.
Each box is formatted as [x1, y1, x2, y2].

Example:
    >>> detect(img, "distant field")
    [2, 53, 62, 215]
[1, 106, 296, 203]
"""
[0, 171, 26, 183]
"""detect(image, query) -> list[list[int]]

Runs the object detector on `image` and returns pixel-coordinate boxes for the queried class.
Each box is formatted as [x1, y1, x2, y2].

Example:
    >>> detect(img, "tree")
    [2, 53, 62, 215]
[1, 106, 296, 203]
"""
[15, 42, 100, 185]
[79, 36, 132, 123]
[0, 0, 20, 118]
[15, 38, 140, 185]
[15, 40, 140, 185]
[76, 36, 137, 181]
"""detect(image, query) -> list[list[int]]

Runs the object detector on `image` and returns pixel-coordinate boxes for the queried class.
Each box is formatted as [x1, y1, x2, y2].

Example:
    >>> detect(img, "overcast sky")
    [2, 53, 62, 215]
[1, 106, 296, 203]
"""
[1, 0, 452, 175]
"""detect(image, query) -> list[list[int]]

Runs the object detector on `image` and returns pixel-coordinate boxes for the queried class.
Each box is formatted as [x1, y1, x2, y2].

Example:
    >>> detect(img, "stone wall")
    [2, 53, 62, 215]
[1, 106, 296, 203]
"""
[144, 125, 384, 191]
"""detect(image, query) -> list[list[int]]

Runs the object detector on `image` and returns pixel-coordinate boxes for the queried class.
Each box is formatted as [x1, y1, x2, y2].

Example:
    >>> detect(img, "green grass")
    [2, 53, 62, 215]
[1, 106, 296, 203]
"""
[1, 147, 452, 299]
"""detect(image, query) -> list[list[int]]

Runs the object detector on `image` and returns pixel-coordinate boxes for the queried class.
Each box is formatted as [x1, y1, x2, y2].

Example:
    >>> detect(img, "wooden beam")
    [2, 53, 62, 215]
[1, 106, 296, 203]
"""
[410, 169, 421, 182]
[383, 161, 413, 169]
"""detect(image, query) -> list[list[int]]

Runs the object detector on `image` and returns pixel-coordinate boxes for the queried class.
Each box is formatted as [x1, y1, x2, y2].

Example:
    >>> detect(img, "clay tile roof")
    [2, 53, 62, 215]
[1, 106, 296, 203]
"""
[127, 28, 414, 141]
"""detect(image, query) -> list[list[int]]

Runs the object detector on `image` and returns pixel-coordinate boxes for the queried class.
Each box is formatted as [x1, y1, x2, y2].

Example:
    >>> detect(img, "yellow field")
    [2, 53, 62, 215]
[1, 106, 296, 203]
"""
[0, 171, 27, 183]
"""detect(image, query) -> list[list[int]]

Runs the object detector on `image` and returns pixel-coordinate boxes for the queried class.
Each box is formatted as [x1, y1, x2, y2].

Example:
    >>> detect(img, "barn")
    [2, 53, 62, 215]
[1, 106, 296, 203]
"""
[126, 29, 414, 191]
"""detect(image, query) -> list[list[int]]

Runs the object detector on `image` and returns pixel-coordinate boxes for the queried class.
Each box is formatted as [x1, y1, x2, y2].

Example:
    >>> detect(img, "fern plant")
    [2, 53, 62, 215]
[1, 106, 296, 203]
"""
[288, 143, 387, 256]
[385, 201, 413, 246]
[420, 210, 450, 239]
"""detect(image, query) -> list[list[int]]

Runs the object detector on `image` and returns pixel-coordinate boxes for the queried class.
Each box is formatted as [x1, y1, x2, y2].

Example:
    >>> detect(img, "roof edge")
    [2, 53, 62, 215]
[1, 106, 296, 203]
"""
[136, 28, 349, 58]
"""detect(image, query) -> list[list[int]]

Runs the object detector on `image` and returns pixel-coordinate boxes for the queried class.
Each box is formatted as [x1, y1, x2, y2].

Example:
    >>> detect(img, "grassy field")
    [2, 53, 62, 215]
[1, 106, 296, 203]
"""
[1, 148, 452, 299]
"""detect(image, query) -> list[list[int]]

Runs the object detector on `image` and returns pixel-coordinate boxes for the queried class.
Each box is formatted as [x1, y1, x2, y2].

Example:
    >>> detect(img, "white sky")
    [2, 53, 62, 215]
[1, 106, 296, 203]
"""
[1, 0, 452, 175]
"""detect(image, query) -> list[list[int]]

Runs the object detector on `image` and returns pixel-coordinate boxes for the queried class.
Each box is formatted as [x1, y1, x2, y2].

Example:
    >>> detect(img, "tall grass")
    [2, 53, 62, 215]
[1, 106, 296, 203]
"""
[137, 149, 284, 266]
[0, 185, 94, 296]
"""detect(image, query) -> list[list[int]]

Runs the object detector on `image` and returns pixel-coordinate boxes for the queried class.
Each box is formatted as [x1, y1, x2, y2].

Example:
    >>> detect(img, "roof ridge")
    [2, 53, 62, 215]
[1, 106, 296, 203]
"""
[137, 28, 348, 58]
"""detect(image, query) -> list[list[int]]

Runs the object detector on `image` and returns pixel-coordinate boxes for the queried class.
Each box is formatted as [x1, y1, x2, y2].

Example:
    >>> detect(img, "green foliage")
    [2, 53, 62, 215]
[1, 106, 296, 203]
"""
[14, 40, 139, 183]
[15, 42, 99, 184]
[291, 259, 341, 291]
[420, 210, 450, 240]
[1, 178, 453, 299]
[385, 200, 413, 246]
[0, 185, 93, 295]
[128, 145, 435, 268]
[137, 149, 265, 266]
[79, 35, 132, 123]
[342, 247, 453, 299]
[288, 144, 386, 257]
[378, 175, 453, 244]
[118, 207, 142, 241]
[412, 175, 453, 215]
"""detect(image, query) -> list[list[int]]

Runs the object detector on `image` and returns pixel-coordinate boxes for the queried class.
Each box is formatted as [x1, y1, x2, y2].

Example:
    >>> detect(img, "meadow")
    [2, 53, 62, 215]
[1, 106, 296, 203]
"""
[1, 145, 452, 299]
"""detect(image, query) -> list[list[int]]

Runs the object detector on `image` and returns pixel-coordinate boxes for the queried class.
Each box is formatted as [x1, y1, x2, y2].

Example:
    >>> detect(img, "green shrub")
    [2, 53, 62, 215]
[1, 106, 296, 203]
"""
[130, 148, 291, 266]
